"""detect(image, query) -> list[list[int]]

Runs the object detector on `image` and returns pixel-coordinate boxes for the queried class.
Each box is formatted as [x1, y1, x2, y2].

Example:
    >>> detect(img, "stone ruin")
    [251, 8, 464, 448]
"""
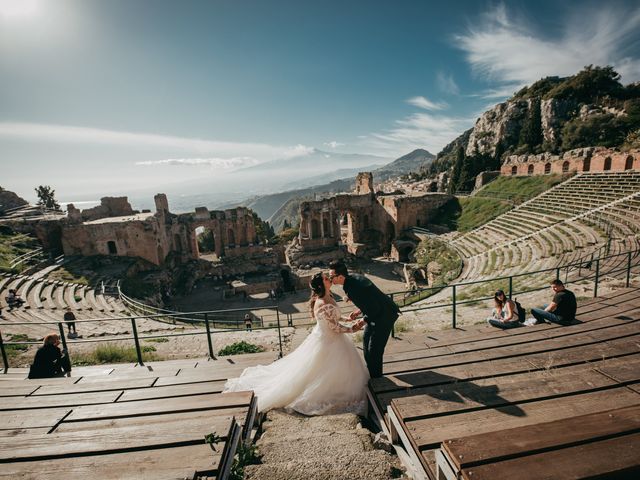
[501, 147, 640, 176]
[61, 194, 268, 267]
[286, 172, 453, 266]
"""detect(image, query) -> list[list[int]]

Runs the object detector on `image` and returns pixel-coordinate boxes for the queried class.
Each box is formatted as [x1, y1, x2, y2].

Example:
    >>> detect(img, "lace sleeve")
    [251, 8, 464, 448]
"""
[316, 304, 352, 333]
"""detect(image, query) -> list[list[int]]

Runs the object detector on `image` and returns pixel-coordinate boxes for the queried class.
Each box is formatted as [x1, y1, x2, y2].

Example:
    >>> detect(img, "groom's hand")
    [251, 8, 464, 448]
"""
[349, 310, 361, 321]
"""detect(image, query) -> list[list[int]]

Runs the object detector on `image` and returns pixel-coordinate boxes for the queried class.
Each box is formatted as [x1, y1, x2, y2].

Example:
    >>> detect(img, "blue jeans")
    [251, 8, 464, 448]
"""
[531, 307, 569, 325]
[487, 318, 522, 329]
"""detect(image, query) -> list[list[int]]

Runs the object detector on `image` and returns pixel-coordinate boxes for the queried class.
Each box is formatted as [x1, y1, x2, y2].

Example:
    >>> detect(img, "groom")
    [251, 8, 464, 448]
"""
[329, 260, 400, 378]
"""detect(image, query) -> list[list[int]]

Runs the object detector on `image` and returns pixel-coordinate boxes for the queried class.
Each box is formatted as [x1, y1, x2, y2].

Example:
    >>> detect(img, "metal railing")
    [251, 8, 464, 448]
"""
[388, 248, 640, 329]
[2, 248, 639, 374]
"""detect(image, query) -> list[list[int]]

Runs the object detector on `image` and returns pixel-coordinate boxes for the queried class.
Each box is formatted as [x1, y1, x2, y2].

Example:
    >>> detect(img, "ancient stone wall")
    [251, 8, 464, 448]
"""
[501, 147, 640, 176]
[295, 174, 454, 262]
[67, 197, 135, 223]
[60, 195, 264, 266]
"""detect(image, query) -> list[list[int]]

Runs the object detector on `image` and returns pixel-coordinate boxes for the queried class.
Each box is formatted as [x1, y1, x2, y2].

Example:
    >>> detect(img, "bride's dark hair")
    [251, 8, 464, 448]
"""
[309, 272, 326, 318]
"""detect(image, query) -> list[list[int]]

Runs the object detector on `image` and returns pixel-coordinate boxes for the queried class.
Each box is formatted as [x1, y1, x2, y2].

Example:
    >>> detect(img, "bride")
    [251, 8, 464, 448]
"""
[223, 272, 370, 415]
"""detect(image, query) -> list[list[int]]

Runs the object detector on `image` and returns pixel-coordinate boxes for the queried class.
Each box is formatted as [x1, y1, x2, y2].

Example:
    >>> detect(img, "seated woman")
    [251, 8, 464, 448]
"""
[487, 290, 521, 329]
[28, 333, 71, 379]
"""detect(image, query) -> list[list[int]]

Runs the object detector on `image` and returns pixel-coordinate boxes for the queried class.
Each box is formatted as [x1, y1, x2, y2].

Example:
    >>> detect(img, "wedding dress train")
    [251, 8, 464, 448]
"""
[223, 302, 369, 415]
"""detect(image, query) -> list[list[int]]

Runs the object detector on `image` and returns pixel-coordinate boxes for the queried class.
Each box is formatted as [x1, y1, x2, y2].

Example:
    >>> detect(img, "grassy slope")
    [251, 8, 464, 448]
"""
[432, 174, 564, 232]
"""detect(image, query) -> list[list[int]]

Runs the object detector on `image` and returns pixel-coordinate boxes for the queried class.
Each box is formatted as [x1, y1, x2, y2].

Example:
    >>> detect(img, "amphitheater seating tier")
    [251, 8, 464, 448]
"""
[449, 172, 640, 283]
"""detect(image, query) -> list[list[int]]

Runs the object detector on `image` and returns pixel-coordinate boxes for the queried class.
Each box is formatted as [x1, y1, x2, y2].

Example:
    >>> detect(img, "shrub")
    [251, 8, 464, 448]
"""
[218, 341, 265, 356]
[144, 337, 169, 343]
[72, 344, 160, 365]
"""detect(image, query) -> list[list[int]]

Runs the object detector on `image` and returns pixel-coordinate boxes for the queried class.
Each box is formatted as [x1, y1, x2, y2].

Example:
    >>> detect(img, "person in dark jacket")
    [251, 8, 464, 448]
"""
[328, 260, 400, 378]
[28, 333, 71, 379]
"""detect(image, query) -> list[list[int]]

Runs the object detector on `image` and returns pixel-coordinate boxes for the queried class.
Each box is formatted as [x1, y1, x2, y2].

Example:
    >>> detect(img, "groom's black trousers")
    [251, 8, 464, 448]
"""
[363, 320, 395, 378]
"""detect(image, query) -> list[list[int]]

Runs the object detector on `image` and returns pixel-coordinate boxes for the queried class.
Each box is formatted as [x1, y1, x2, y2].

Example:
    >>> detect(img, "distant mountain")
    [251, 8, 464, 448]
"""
[244, 148, 435, 231]
[278, 163, 385, 191]
[233, 149, 391, 185]
[379, 148, 435, 175]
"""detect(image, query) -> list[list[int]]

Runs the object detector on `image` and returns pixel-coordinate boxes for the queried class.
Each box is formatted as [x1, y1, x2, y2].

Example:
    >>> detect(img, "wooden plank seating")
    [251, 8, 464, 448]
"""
[437, 405, 640, 480]
[368, 287, 640, 479]
[0, 353, 265, 479]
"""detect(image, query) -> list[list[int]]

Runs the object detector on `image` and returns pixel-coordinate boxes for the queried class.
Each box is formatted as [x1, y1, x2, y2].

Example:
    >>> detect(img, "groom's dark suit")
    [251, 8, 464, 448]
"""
[343, 274, 400, 378]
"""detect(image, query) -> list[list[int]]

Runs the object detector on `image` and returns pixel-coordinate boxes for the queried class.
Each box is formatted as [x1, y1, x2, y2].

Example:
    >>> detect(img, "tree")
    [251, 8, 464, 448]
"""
[35, 185, 61, 211]
[518, 98, 543, 151]
[448, 146, 464, 193]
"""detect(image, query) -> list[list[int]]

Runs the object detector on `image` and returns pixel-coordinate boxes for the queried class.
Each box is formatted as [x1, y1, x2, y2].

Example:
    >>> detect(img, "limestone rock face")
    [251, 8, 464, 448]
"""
[466, 99, 530, 157]
[541, 97, 574, 150]
[0, 189, 28, 212]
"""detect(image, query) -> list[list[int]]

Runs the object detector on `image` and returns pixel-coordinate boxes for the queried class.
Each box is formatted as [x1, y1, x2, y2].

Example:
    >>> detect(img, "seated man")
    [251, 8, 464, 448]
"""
[531, 279, 577, 326]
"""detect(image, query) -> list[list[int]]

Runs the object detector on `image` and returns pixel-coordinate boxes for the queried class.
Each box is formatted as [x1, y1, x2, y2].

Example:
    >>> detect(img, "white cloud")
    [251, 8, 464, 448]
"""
[406, 96, 448, 111]
[455, 3, 640, 98]
[358, 111, 476, 158]
[0, 122, 312, 163]
[324, 141, 344, 149]
[436, 71, 460, 95]
[135, 157, 260, 170]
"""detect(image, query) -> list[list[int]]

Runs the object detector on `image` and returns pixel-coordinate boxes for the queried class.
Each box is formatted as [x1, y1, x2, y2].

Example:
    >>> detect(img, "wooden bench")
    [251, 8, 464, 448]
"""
[437, 405, 640, 480]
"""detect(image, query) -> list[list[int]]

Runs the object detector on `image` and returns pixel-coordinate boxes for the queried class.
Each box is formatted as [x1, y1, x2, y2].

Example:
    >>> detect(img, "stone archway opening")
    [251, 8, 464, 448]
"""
[604, 157, 612, 171]
[511, 165, 517, 175]
[562, 160, 570, 173]
[625, 156, 633, 170]
[107, 241, 117, 255]
[583, 157, 591, 172]
[527, 164, 534, 175]
[544, 162, 551, 174]
[195, 226, 218, 260]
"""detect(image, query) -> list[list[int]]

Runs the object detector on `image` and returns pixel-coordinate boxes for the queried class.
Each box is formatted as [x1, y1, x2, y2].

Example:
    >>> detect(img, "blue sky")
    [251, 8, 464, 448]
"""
[1, 0, 639, 203]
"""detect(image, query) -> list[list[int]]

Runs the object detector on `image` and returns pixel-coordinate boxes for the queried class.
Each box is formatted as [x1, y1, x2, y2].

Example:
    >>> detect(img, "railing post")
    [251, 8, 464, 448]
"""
[130, 318, 144, 366]
[0, 331, 8, 374]
[452, 285, 457, 329]
[276, 308, 283, 359]
[204, 313, 215, 360]
[594, 259, 600, 298]
[626, 251, 632, 288]
[57, 322, 71, 371]
[508, 276, 513, 299]
[555, 267, 560, 281]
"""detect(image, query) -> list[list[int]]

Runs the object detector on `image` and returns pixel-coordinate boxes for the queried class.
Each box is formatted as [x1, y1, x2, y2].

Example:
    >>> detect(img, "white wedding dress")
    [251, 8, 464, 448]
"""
[223, 301, 369, 415]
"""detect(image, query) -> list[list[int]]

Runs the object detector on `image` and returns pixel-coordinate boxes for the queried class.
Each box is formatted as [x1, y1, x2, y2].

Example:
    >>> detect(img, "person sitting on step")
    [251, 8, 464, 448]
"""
[28, 333, 71, 379]
[487, 290, 521, 329]
[530, 279, 577, 326]
[6, 289, 25, 310]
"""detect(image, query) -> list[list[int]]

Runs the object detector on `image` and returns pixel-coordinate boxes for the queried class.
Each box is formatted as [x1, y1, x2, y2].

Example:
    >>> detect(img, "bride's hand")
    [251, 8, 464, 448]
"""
[349, 310, 360, 321]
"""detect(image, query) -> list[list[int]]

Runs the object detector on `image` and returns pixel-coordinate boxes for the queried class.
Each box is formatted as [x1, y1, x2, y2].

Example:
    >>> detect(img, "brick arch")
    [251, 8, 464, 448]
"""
[625, 155, 634, 170]
[527, 164, 534, 175]
[604, 157, 612, 171]
[544, 162, 551, 174]
[583, 157, 591, 172]
[511, 165, 517, 175]
[562, 160, 570, 173]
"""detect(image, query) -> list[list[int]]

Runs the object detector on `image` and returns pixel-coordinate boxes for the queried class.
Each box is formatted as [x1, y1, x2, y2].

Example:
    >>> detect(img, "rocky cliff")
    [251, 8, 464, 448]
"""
[443, 66, 639, 163]
[0, 189, 28, 213]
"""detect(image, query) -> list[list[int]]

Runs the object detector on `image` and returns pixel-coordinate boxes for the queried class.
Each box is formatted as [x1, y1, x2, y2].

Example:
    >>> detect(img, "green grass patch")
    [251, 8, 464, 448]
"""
[432, 175, 563, 233]
[71, 344, 160, 365]
[144, 337, 169, 343]
[4, 333, 37, 357]
[476, 174, 563, 203]
[218, 341, 265, 356]
[0, 231, 43, 273]
[414, 237, 462, 284]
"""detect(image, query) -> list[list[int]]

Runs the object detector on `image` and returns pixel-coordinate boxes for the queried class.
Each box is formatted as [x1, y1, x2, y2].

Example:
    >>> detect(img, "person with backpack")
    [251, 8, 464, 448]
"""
[487, 290, 524, 329]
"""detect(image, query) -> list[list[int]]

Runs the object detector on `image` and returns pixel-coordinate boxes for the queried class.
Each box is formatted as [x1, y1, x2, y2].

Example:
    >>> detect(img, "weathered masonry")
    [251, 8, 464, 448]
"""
[294, 173, 452, 261]
[62, 195, 261, 266]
